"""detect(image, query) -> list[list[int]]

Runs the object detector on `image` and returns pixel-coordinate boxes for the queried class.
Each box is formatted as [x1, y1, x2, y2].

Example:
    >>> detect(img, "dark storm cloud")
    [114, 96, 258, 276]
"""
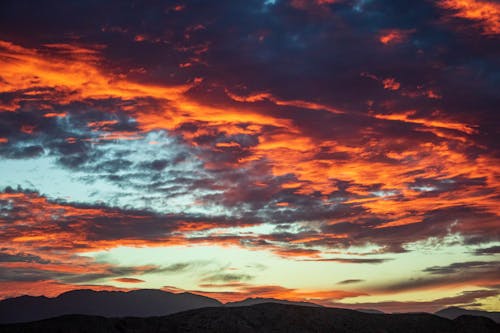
[202, 273, 254, 283]
[0, 91, 221, 210]
[0, 262, 195, 284]
[0, 268, 59, 282]
[0, 95, 141, 165]
[0, 0, 497, 175]
[155, 263, 194, 273]
[0, 188, 262, 252]
[374, 260, 500, 293]
[304, 258, 391, 264]
[423, 261, 500, 275]
[337, 279, 364, 285]
[61, 263, 194, 284]
[3, 145, 45, 159]
[0, 252, 50, 264]
[319, 205, 500, 253]
[474, 246, 500, 256]
[1, 0, 497, 117]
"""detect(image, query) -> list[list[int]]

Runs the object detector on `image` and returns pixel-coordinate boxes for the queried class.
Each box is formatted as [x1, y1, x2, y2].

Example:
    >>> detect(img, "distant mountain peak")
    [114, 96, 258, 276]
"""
[225, 296, 321, 307]
[435, 306, 500, 323]
[0, 288, 221, 324]
[58, 289, 100, 296]
[355, 308, 385, 314]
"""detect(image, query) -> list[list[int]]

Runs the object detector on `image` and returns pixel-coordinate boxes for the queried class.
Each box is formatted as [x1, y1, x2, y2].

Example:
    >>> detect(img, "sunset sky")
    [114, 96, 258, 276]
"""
[0, 0, 499, 313]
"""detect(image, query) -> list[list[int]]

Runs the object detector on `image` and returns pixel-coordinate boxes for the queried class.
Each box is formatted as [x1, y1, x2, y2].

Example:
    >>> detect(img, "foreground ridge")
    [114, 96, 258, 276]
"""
[1, 303, 498, 333]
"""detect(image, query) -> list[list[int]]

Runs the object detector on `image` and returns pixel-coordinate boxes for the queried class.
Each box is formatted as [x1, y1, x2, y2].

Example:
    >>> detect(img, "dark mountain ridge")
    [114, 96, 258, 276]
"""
[0, 303, 498, 333]
[226, 297, 321, 307]
[0, 289, 221, 324]
[435, 306, 500, 323]
[2, 289, 499, 331]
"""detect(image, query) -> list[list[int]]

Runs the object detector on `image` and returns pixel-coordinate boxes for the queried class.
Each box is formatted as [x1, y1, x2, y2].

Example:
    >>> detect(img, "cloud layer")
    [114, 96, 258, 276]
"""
[0, 0, 498, 311]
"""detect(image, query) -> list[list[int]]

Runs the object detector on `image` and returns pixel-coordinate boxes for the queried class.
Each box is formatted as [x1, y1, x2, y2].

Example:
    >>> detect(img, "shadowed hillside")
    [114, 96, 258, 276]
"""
[1, 303, 498, 333]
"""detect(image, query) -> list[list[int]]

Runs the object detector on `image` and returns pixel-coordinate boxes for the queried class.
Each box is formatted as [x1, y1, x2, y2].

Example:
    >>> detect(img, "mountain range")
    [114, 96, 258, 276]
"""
[0, 289, 499, 332]
[225, 297, 321, 308]
[435, 306, 500, 323]
[1, 302, 498, 333]
[0, 289, 220, 324]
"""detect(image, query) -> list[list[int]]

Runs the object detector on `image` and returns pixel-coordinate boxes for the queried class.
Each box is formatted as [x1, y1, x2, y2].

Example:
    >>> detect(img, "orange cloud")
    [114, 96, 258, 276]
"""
[373, 110, 477, 134]
[20, 125, 35, 134]
[226, 89, 343, 114]
[361, 73, 401, 91]
[0, 191, 262, 258]
[1, 40, 498, 262]
[0, 40, 190, 104]
[438, 0, 500, 35]
[164, 283, 365, 304]
[43, 112, 67, 118]
[0, 281, 130, 300]
[0, 39, 295, 149]
[114, 278, 145, 283]
[382, 78, 401, 91]
[379, 29, 415, 45]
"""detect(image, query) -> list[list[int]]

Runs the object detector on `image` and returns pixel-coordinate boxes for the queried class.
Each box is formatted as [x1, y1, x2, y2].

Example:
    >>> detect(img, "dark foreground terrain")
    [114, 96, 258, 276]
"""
[1, 303, 498, 333]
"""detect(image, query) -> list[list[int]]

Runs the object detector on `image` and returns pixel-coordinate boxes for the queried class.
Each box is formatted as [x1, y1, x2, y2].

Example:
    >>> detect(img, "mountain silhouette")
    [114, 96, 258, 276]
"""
[0, 303, 498, 333]
[435, 306, 500, 323]
[354, 308, 385, 314]
[0, 289, 221, 324]
[225, 297, 321, 307]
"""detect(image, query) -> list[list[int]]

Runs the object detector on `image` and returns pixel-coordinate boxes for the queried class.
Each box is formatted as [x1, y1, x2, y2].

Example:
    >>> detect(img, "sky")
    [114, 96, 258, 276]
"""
[0, 0, 499, 313]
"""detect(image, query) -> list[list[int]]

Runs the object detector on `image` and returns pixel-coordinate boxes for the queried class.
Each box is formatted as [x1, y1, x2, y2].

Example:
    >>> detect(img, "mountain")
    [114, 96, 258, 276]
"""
[435, 307, 500, 323]
[0, 289, 221, 324]
[226, 297, 321, 307]
[355, 308, 385, 314]
[1, 303, 499, 333]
